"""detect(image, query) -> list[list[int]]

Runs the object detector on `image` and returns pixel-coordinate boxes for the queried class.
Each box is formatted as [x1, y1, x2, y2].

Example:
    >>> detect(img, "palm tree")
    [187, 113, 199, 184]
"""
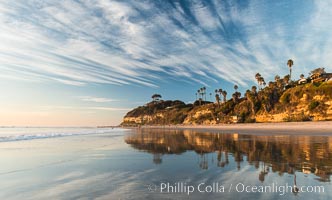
[232, 93, 237, 102]
[258, 77, 265, 89]
[255, 73, 261, 87]
[215, 94, 220, 106]
[277, 80, 284, 89]
[300, 74, 304, 79]
[198, 87, 207, 102]
[268, 81, 274, 88]
[197, 89, 202, 105]
[283, 74, 290, 85]
[222, 90, 227, 103]
[237, 91, 241, 99]
[234, 85, 238, 92]
[233, 85, 239, 103]
[215, 88, 224, 102]
[275, 75, 283, 89]
[202, 87, 206, 101]
[251, 86, 257, 94]
[274, 75, 280, 82]
[232, 90, 241, 103]
[256, 73, 266, 89]
[218, 88, 223, 97]
[245, 90, 251, 99]
[209, 93, 212, 101]
[287, 59, 294, 80]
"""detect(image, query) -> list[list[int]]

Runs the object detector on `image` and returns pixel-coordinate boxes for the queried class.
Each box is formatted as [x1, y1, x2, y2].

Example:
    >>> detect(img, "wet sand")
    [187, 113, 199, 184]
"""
[140, 121, 332, 136]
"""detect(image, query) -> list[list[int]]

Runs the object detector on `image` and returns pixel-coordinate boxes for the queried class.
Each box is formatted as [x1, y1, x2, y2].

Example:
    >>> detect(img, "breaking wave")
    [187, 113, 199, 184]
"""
[0, 127, 127, 142]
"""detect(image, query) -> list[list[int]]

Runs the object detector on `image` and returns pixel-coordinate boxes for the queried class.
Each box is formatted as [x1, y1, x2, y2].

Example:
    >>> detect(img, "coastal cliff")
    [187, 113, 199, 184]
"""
[122, 81, 332, 126]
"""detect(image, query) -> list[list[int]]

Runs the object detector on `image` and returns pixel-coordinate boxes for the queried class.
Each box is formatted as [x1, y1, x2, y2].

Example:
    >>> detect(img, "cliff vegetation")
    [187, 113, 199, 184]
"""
[122, 67, 332, 126]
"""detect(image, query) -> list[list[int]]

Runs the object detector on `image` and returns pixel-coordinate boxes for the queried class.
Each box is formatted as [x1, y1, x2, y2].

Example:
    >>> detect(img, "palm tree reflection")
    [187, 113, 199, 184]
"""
[199, 153, 208, 170]
[153, 153, 162, 164]
[259, 162, 269, 182]
[125, 129, 332, 182]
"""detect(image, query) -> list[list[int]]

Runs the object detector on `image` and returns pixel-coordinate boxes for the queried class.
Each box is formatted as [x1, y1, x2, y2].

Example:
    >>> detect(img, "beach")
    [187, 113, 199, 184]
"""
[140, 121, 332, 135]
[1, 125, 332, 199]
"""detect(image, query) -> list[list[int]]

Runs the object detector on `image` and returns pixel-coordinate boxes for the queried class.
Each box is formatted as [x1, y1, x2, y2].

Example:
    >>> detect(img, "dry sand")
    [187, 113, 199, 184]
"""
[140, 121, 332, 136]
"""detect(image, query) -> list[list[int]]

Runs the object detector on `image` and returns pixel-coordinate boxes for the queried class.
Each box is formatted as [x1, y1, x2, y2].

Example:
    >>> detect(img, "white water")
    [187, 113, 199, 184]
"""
[0, 127, 124, 142]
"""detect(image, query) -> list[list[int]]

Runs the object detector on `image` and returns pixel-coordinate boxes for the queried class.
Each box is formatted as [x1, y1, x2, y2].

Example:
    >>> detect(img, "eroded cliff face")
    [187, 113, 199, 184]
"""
[255, 95, 332, 122]
[182, 105, 216, 125]
[123, 115, 154, 124]
[122, 100, 193, 125]
[122, 82, 332, 126]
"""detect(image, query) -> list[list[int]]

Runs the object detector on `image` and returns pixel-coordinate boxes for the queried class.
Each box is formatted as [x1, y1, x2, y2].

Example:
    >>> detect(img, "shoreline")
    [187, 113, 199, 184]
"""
[133, 121, 332, 136]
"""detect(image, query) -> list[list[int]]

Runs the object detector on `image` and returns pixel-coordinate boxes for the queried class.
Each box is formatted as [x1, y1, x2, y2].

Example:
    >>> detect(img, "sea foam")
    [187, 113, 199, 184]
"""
[0, 127, 126, 142]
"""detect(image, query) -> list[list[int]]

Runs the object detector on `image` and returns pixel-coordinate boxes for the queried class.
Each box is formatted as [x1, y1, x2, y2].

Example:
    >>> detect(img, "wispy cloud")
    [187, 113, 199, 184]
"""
[78, 96, 117, 103]
[87, 107, 131, 111]
[39, 105, 130, 112]
[0, 0, 331, 89]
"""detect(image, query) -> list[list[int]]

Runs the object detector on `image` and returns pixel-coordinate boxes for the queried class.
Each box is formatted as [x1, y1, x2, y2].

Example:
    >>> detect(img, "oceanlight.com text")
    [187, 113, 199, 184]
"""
[235, 182, 324, 195]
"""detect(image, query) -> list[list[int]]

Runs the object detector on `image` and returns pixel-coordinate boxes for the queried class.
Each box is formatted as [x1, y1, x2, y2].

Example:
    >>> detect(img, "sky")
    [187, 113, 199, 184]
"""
[0, 0, 332, 126]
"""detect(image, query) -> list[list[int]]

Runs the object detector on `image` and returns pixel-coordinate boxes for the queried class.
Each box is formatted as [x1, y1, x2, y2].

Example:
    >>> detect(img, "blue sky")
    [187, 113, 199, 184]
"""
[0, 0, 331, 126]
